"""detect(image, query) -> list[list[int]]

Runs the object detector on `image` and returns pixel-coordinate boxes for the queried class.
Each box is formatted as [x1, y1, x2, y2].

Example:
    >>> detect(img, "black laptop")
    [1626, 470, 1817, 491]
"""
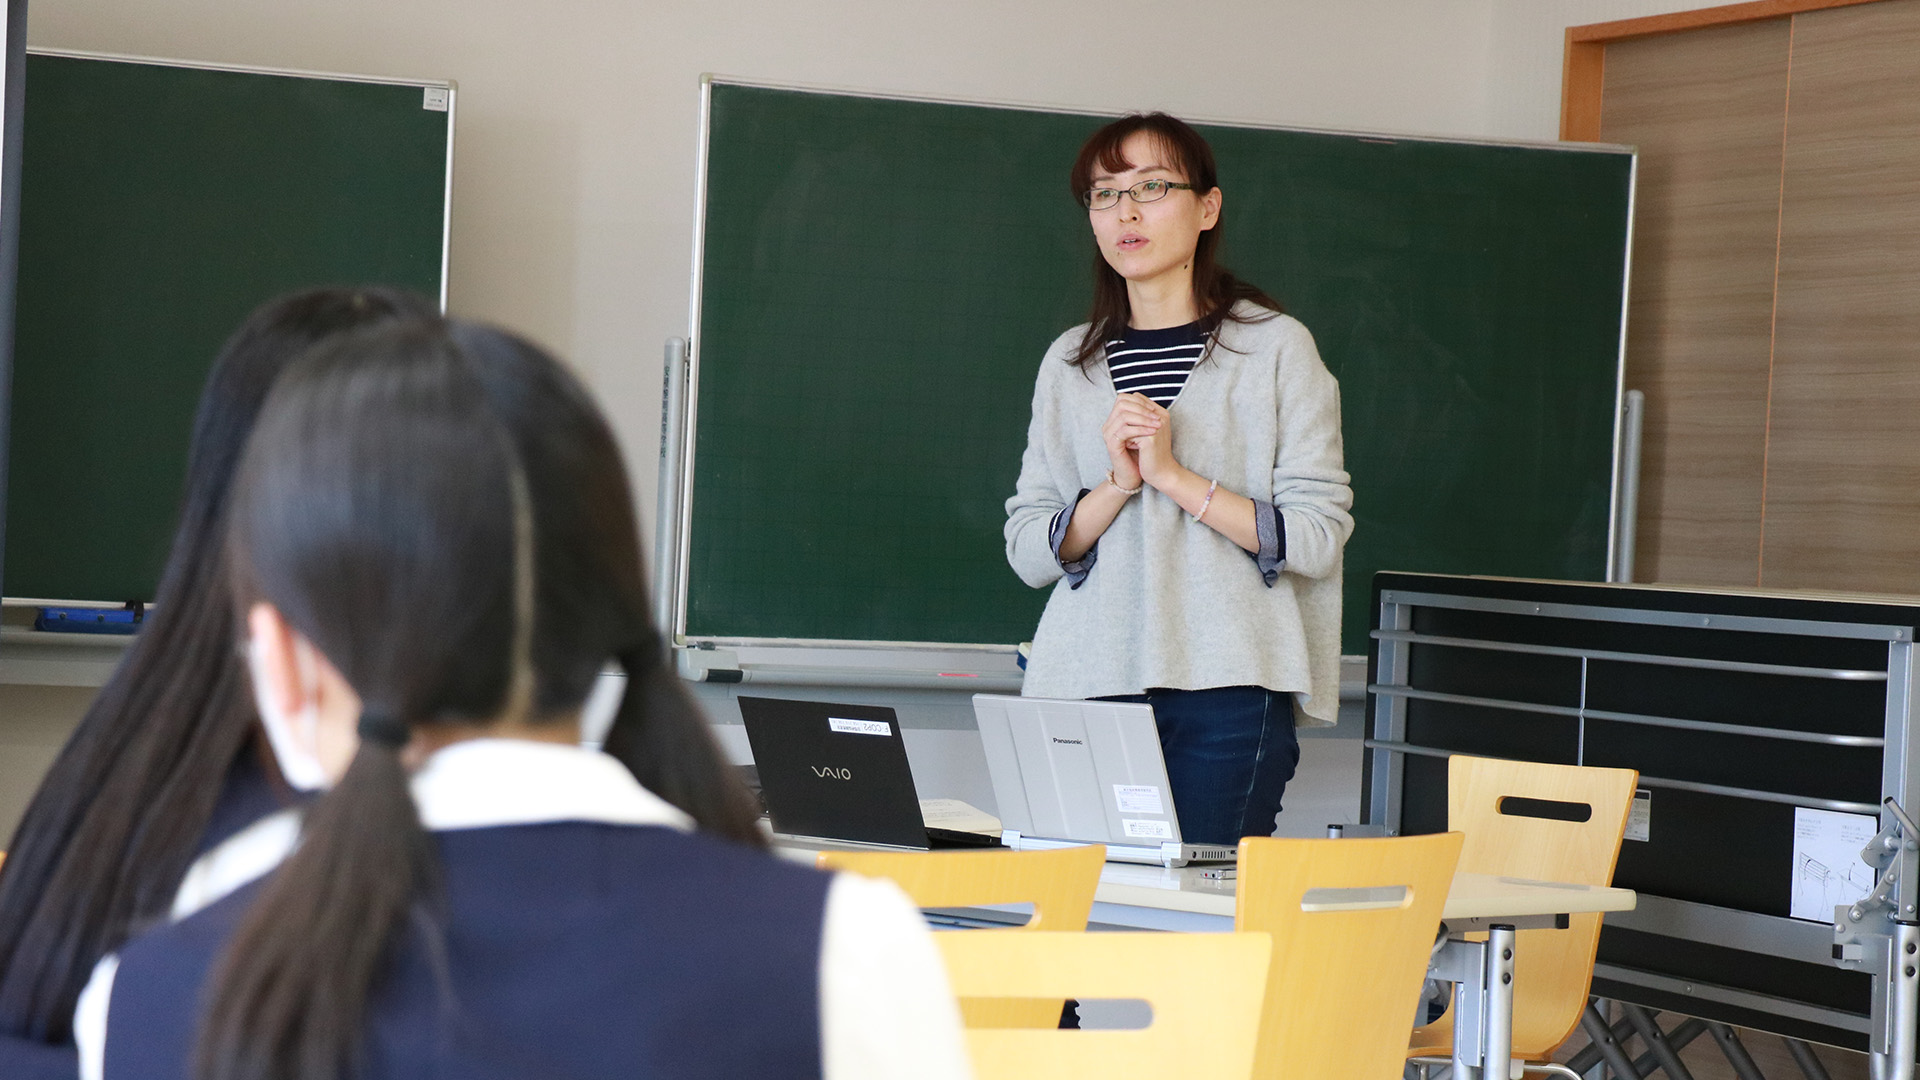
[736, 696, 998, 850]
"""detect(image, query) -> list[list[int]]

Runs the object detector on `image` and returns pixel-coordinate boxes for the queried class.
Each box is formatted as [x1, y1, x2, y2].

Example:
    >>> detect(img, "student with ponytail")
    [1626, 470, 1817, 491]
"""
[0, 287, 433, 1080]
[75, 319, 969, 1080]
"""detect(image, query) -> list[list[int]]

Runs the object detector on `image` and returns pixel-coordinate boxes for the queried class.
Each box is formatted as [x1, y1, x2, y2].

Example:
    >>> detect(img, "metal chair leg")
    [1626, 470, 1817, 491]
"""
[1704, 1023, 1768, 1080]
[1567, 1002, 1638, 1077]
[1622, 1003, 1697, 1080]
[1582, 1003, 1650, 1080]
[1783, 1039, 1831, 1080]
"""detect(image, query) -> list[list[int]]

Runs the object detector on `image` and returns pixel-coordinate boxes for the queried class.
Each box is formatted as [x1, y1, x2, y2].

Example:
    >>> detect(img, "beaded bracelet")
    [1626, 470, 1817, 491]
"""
[1192, 479, 1219, 523]
[1107, 469, 1143, 496]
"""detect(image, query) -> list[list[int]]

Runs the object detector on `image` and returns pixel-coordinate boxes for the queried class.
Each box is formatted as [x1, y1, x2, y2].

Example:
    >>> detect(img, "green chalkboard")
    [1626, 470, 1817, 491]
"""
[4, 51, 450, 603]
[686, 82, 1631, 654]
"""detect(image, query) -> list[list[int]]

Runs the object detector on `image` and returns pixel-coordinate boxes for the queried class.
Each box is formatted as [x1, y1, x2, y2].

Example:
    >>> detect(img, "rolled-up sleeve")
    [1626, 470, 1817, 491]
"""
[1048, 489, 1097, 588]
[1250, 501, 1288, 585]
[1268, 324, 1353, 580]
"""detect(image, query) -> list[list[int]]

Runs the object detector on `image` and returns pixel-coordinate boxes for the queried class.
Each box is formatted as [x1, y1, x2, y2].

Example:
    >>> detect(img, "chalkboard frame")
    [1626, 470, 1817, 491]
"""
[664, 75, 1635, 668]
[0, 48, 456, 607]
[0, 1, 28, 613]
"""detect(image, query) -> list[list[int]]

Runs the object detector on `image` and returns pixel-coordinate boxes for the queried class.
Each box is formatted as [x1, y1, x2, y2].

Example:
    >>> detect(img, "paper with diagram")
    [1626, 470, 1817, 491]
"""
[1792, 807, 1880, 922]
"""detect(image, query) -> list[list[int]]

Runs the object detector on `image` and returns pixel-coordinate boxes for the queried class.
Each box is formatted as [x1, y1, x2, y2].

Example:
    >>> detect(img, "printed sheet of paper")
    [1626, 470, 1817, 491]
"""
[1624, 789, 1651, 842]
[1791, 807, 1880, 922]
[919, 798, 1000, 835]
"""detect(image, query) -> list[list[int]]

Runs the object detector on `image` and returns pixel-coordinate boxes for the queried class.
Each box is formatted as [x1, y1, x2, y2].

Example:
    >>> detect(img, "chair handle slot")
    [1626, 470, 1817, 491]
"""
[1300, 885, 1412, 912]
[1497, 796, 1593, 822]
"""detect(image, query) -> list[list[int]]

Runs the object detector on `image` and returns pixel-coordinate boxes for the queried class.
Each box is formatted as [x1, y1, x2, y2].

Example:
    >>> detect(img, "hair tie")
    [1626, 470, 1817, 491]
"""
[356, 711, 412, 749]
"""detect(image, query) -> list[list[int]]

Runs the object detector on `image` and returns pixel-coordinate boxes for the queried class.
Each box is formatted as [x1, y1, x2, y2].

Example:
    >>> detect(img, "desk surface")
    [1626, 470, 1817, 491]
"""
[1095, 861, 1637, 922]
[775, 839, 1636, 926]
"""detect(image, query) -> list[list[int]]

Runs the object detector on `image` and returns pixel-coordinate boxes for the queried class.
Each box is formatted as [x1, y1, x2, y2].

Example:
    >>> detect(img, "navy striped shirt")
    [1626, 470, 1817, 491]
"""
[1105, 320, 1208, 406]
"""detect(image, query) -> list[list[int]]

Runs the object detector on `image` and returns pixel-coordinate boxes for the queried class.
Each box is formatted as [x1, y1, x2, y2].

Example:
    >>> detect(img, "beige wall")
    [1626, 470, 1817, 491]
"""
[29, 0, 1498, 556]
[1485, 0, 1723, 138]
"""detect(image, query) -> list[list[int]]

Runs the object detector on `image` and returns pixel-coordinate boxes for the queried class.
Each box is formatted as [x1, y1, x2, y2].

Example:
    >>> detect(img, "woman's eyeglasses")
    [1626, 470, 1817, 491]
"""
[1081, 178, 1196, 210]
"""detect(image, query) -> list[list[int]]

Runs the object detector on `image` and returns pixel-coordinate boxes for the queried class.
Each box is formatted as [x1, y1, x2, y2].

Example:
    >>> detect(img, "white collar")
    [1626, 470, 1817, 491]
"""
[171, 740, 693, 922]
[410, 739, 696, 832]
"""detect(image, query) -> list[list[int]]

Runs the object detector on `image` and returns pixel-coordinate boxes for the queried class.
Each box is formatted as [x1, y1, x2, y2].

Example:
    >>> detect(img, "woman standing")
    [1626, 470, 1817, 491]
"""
[1005, 113, 1353, 847]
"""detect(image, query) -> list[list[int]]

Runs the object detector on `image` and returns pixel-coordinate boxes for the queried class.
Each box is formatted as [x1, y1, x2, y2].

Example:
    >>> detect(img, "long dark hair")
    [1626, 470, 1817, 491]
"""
[196, 318, 759, 1080]
[0, 287, 435, 1047]
[445, 325, 763, 840]
[1066, 112, 1282, 369]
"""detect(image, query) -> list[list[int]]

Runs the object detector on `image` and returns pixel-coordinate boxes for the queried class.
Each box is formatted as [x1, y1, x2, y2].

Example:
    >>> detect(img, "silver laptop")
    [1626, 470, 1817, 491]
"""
[972, 694, 1236, 867]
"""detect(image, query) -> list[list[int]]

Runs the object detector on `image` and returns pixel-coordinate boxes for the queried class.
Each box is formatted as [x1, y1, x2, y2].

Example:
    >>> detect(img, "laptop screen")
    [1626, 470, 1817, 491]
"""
[737, 696, 927, 848]
[973, 695, 1182, 847]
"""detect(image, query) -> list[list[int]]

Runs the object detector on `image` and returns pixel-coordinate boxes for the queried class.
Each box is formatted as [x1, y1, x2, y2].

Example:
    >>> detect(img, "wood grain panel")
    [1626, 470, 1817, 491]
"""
[1571, 0, 1884, 44]
[1763, 0, 1920, 590]
[1601, 20, 1791, 585]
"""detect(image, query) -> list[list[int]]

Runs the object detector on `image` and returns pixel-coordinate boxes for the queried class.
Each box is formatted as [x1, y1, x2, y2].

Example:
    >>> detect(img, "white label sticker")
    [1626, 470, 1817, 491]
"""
[1122, 818, 1174, 840]
[422, 86, 450, 112]
[1790, 806, 1880, 922]
[1624, 788, 1651, 842]
[1113, 784, 1166, 815]
[828, 717, 891, 736]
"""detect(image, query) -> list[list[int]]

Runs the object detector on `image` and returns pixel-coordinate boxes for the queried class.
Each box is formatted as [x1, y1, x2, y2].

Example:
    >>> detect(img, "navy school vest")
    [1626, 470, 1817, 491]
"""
[104, 823, 833, 1080]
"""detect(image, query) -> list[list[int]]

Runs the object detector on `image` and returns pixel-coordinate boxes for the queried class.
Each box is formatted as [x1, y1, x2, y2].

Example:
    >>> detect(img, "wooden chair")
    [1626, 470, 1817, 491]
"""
[936, 930, 1271, 1080]
[818, 844, 1105, 1027]
[1407, 755, 1639, 1077]
[1235, 832, 1465, 1080]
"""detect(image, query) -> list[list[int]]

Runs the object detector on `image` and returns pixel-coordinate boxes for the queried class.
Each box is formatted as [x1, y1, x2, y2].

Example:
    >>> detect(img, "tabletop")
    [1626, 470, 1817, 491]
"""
[773, 837, 1636, 930]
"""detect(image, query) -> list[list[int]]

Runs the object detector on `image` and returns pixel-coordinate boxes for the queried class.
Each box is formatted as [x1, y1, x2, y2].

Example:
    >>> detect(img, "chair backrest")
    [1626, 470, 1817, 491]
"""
[1235, 832, 1465, 1080]
[815, 844, 1104, 929]
[1447, 754, 1639, 1056]
[936, 930, 1271, 1080]
[817, 844, 1106, 1027]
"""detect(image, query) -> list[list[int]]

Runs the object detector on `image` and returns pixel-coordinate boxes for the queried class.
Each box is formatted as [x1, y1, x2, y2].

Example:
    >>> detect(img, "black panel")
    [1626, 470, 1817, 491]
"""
[1401, 753, 1449, 836]
[1588, 659, 1885, 738]
[1406, 698, 1578, 763]
[1612, 788, 1796, 912]
[1587, 721, 1880, 806]
[1599, 926, 1870, 1015]
[1408, 639, 1581, 708]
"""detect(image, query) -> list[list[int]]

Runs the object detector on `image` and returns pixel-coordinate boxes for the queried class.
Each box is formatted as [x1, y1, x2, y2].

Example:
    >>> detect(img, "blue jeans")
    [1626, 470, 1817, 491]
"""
[1103, 686, 1301, 846]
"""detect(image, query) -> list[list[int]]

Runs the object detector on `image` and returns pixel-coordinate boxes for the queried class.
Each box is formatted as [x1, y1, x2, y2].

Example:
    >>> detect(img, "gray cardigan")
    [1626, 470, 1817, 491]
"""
[1003, 304, 1354, 726]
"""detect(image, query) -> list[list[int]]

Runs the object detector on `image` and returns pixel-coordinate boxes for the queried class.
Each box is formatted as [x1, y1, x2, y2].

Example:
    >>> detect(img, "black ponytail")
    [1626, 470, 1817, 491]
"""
[443, 322, 765, 847]
[602, 642, 766, 848]
[195, 740, 437, 1080]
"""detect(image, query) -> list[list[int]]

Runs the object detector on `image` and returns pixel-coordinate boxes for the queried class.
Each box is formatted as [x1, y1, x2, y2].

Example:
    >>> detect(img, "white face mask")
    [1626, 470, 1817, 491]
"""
[246, 633, 332, 792]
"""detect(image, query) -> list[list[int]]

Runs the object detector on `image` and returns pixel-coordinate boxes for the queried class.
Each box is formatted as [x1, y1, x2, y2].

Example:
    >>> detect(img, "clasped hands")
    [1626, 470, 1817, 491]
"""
[1102, 392, 1186, 493]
